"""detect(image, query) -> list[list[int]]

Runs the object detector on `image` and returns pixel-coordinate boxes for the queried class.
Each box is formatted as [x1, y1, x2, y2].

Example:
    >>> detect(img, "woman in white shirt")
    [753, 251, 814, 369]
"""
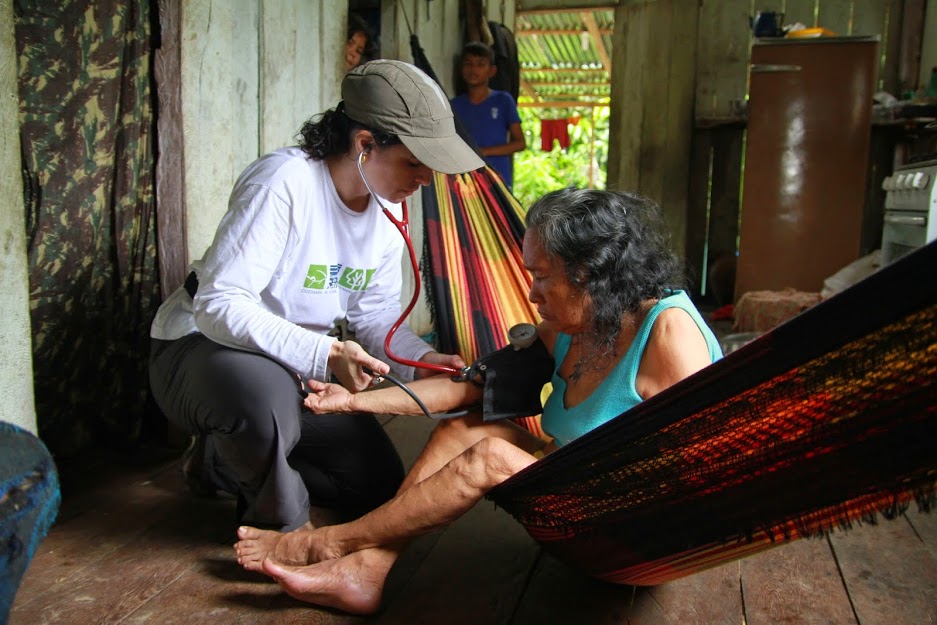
[148, 61, 482, 532]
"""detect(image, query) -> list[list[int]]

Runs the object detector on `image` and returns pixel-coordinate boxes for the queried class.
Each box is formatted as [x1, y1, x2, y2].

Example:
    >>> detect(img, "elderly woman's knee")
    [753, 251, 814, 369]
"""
[427, 412, 484, 444]
[458, 436, 533, 488]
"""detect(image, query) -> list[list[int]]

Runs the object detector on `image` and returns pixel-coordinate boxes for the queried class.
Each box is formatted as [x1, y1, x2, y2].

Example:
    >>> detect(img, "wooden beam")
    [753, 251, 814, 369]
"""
[527, 80, 611, 87]
[581, 11, 612, 71]
[898, 0, 926, 94]
[155, 0, 188, 298]
[516, 28, 613, 36]
[529, 33, 553, 70]
[518, 101, 610, 108]
[588, 106, 597, 187]
[526, 93, 609, 99]
[519, 77, 541, 101]
[517, 6, 616, 16]
[522, 67, 608, 73]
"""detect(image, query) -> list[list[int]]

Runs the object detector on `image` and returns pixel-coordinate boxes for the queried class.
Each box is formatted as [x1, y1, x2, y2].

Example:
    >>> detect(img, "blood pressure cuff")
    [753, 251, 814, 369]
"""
[473, 338, 554, 421]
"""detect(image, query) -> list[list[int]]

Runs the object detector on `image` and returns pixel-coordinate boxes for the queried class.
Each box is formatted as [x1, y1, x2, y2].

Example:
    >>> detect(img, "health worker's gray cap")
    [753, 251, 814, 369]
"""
[342, 60, 484, 175]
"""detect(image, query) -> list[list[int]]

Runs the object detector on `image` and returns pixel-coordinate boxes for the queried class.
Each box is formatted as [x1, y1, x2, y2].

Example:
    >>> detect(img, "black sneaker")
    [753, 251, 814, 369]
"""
[181, 435, 217, 497]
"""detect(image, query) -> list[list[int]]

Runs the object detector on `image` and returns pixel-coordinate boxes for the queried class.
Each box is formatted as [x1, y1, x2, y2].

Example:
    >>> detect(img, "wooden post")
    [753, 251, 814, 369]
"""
[588, 106, 596, 187]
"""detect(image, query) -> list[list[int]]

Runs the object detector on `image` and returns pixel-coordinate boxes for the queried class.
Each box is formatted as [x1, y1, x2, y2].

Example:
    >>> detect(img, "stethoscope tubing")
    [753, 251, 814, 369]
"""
[356, 150, 466, 380]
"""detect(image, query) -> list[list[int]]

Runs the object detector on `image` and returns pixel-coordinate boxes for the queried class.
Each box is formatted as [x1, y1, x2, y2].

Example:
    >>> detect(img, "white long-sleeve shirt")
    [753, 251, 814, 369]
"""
[150, 147, 433, 381]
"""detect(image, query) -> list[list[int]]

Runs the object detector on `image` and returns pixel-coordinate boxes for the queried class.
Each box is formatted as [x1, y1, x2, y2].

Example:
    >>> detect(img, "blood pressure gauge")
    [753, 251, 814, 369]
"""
[507, 323, 538, 350]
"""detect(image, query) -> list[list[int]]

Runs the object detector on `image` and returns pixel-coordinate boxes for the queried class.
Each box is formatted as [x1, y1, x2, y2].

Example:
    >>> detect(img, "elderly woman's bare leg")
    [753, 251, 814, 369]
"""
[235, 414, 542, 570]
[319, 435, 538, 552]
[249, 435, 539, 613]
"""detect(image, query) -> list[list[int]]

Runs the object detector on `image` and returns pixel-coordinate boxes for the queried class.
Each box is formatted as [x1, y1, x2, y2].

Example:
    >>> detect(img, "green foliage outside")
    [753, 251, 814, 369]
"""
[512, 105, 610, 209]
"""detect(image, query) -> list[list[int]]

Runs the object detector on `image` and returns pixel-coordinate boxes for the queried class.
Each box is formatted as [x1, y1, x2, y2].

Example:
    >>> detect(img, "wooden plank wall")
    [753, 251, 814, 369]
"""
[686, 0, 905, 302]
[259, 0, 344, 155]
[180, 0, 260, 265]
[695, 0, 750, 121]
[175, 0, 345, 268]
[608, 0, 699, 257]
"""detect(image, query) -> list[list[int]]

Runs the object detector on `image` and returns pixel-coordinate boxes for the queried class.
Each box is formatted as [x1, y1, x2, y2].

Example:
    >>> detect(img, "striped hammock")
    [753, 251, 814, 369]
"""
[421, 168, 545, 436]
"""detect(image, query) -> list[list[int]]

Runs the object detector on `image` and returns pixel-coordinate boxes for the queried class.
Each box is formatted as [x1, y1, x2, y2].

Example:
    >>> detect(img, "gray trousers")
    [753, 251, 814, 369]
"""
[149, 334, 404, 531]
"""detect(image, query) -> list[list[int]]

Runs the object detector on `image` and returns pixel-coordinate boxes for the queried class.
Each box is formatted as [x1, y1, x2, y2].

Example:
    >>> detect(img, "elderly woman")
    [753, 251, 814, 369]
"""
[234, 188, 723, 614]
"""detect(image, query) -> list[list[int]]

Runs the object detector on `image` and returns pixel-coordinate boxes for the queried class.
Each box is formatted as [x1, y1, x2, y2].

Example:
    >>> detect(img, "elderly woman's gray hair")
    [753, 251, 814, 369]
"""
[526, 187, 684, 355]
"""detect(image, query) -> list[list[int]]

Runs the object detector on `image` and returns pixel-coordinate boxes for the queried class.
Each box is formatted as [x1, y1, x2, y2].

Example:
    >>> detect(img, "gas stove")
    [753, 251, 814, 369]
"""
[880, 158, 937, 265]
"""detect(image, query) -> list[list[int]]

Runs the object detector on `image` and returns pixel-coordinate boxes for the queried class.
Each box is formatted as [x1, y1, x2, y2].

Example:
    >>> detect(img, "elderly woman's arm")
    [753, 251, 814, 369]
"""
[636, 307, 714, 400]
[303, 374, 483, 417]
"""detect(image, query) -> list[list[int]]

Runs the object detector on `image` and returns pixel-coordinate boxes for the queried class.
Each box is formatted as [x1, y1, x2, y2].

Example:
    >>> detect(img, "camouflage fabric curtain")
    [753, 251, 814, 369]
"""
[16, 1, 161, 457]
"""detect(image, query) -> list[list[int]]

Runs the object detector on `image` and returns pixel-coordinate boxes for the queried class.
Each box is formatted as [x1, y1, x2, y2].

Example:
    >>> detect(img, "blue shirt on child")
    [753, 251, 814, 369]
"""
[450, 90, 521, 188]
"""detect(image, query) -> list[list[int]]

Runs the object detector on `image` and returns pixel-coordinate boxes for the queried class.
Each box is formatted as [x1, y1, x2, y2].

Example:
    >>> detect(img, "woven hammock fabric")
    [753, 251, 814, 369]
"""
[487, 241, 937, 586]
[421, 168, 545, 435]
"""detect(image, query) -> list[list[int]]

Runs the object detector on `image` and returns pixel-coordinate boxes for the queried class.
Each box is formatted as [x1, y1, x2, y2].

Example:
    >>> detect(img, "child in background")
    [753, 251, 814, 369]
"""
[450, 42, 525, 189]
[345, 13, 377, 71]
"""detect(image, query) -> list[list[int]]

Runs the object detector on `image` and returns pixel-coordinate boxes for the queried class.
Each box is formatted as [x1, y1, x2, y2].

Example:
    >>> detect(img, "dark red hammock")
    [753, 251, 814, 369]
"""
[410, 34, 935, 584]
[486, 241, 936, 585]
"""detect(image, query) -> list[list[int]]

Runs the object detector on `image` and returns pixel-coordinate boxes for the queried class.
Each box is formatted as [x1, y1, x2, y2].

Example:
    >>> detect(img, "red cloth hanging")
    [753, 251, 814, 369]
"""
[541, 118, 571, 151]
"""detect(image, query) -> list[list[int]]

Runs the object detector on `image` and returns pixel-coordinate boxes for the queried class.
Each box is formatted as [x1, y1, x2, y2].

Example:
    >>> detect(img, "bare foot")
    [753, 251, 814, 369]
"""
[261, 549, 396, 615]
[235, 522, 343, 572]
[235, 522, 311, 572]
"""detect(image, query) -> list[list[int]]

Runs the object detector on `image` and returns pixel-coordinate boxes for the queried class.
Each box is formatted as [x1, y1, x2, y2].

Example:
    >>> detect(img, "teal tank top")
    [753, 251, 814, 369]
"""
[541, 291, 722, 447]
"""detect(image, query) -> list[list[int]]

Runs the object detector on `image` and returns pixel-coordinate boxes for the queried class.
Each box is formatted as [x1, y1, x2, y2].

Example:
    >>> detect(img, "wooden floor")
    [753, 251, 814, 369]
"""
[10, 414, 937, 625]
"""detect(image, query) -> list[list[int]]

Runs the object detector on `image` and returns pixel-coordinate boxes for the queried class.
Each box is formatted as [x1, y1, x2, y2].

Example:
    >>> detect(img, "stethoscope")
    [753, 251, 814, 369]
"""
[350, 149, 538, 415]
[356, 148, 470, 381]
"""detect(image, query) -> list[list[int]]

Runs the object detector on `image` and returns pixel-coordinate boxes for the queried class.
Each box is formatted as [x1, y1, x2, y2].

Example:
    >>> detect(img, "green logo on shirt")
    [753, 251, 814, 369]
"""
[305, 264, 374, 291]
[305, 265, 330, 289]
[338, 267, 375, 290]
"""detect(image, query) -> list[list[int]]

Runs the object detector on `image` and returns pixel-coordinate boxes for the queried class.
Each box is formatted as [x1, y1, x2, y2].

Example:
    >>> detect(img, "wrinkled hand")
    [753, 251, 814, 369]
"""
[414, 351, 466, 379]
[302, 379, 355, 414]
[329, 340, 389, 392]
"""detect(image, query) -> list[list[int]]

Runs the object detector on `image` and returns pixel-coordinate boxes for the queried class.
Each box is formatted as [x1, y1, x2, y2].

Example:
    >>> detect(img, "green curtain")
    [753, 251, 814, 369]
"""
[16, 0, 161, 457]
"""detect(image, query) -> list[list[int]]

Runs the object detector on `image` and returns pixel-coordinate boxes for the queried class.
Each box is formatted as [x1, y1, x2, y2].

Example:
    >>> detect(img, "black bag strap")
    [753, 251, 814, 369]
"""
[184, 271, 199, 299]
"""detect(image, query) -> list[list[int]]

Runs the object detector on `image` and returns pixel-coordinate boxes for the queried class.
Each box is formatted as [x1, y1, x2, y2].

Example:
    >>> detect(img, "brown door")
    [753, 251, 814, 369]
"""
[735, 37, 878, 299]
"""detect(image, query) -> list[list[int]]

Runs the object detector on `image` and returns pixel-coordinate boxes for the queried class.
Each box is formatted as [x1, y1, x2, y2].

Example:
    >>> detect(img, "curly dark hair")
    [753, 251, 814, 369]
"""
[526, 187, 685, 367]
[348, 13, 378, 63]
[296, 103, 401, 160]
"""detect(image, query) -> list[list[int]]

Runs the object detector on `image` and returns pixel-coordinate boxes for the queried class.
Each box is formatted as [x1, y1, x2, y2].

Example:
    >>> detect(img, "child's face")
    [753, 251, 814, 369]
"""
[345, 32, 367, 70]
[461, 54, 496, 87]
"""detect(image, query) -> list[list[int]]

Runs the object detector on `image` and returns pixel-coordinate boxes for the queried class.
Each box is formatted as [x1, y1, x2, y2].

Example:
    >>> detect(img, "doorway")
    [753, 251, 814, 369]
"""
[513, 8, 613, 208]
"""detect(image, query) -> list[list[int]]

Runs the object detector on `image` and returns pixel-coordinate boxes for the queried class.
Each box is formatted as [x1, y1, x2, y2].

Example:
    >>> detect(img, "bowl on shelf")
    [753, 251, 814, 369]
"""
[786, 27, 836, 38]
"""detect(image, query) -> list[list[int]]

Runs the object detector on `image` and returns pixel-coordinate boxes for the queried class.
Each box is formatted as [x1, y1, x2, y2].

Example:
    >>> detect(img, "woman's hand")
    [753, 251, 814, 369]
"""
[303, 380, 356, 414]
[414, 351, 466, 379]
[328, 340, 390, 392]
